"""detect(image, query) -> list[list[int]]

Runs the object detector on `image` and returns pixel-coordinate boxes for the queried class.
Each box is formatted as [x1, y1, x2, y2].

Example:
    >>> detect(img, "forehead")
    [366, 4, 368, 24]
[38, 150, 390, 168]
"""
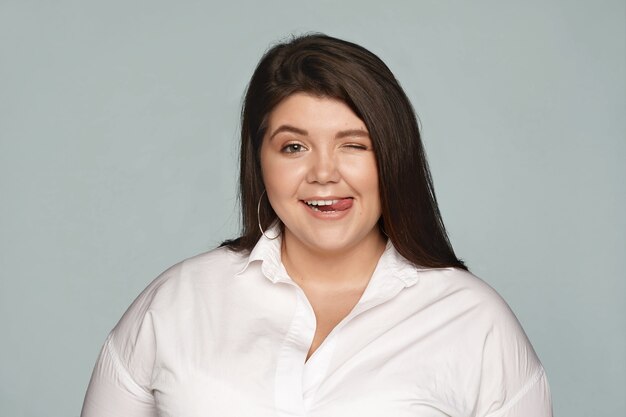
[266, 93, 367, 132]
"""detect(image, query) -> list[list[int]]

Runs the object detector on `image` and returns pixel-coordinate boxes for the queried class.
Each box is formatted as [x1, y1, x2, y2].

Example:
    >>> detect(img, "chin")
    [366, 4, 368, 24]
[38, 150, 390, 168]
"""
[303, 232, 373, 254]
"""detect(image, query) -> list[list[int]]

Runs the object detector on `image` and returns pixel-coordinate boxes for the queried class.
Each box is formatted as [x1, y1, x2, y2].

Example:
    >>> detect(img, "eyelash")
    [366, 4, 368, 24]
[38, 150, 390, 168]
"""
[280, 143, 307, 153]
[344, 144, 368, 150]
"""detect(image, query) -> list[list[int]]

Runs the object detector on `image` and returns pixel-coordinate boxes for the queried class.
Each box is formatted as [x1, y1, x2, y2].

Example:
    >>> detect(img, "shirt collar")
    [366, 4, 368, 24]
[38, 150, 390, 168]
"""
[375, 239, 421, 287]
[236, 223, 286, 283]
[236, 224, 422, 288]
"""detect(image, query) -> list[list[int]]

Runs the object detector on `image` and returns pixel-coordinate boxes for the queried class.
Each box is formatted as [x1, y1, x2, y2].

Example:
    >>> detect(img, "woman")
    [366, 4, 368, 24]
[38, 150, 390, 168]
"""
[81, 34, 552, 416]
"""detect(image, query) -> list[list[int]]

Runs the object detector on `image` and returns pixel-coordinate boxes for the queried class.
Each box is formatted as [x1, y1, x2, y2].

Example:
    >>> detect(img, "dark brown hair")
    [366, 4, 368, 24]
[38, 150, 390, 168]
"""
[222, 33, 466, 270]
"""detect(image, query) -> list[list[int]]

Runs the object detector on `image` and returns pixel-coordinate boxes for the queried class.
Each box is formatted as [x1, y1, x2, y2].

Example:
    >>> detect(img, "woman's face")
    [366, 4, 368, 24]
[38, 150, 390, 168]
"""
[260, 93, 383, 255]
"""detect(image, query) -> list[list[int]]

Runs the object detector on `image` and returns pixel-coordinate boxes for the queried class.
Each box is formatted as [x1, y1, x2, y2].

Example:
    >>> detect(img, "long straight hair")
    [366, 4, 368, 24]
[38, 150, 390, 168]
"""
[222, 33, 466, 270]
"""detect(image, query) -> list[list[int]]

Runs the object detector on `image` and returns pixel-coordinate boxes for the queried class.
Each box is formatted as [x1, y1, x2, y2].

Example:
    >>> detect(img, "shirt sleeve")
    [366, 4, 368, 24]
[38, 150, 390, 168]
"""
[80, 334, 157, 417]
[484, 367, 552, 417]
[470, 278, 553, 417]
[80, 262, 183, 417]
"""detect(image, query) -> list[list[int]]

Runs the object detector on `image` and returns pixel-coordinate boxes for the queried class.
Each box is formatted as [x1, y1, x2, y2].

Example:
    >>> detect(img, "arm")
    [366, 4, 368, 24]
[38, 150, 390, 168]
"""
[80, 334, 157, 417]
[470, 277, 553, 417]
[80, 262, 182, 417]
[483, 367, 552, 417]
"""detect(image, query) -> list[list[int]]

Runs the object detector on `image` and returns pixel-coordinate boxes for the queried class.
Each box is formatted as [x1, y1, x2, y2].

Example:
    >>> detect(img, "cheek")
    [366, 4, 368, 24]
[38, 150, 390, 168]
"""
[261, 156, 305, 199]
[340, 158, 380, 193]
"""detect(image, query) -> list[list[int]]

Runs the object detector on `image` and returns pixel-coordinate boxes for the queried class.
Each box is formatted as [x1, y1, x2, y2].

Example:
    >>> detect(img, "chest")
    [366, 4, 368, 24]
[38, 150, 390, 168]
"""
[148, 282, 480, 417]
[304, 287, 364, 361]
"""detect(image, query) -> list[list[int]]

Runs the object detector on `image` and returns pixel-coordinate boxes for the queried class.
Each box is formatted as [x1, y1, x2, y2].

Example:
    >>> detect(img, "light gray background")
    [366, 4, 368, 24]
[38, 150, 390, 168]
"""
[1, 1, 624, 416]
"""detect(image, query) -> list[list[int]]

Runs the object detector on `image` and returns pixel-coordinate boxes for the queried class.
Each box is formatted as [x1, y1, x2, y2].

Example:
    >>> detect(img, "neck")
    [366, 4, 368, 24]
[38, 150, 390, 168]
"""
[281, 228, 387, 291]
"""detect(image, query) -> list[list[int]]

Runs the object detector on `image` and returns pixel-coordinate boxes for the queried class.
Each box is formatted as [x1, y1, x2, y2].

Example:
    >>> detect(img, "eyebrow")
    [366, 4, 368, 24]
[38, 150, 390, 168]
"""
[269, 125, 307, 140]
[268, 124, 370, 141]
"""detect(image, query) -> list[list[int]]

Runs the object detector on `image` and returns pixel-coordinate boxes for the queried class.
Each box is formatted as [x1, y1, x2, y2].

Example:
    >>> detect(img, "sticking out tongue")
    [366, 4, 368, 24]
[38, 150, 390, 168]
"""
[318, 198, 353, 212]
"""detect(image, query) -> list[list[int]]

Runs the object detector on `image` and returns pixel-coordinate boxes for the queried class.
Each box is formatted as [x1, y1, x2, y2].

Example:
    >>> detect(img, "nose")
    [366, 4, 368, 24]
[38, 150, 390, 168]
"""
[305, 149, 340, 184]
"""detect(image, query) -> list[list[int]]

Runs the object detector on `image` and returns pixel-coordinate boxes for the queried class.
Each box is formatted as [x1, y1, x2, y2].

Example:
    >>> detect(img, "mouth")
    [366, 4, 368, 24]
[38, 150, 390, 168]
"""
[301, 198, 354, 213]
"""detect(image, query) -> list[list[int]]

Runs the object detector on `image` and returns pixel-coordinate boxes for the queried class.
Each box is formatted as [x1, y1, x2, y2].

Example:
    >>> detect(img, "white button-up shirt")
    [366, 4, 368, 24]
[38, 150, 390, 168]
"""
[81, 232, 552, 417]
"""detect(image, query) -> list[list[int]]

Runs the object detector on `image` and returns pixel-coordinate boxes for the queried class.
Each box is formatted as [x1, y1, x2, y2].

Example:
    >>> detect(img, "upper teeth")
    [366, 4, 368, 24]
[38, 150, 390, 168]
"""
[305, 199, 339, 206]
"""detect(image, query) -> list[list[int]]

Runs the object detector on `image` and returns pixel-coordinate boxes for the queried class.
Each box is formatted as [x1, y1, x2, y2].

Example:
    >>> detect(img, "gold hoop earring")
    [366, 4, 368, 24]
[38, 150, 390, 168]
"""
[257, 190, 280, 240]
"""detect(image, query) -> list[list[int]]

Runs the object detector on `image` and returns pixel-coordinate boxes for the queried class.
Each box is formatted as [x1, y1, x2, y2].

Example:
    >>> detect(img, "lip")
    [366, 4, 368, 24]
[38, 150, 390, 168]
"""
[300, 196, 353, 202]
[299, 197, 354, 220]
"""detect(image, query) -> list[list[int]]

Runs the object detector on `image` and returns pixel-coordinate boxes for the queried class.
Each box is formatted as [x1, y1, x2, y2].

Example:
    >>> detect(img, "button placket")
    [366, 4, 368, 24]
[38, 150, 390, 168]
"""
[274, 286, 316, 417]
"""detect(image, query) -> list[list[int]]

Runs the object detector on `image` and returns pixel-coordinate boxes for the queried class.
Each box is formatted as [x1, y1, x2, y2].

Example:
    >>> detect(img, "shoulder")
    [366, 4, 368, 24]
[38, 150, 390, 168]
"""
[416, 267, 537, 358]
[129, 245, 248, 307]
[105, 246, 249, 386]
[120, 244, 249, 317]
[415, 267, 518, 322]
[416, 268, 549, 415]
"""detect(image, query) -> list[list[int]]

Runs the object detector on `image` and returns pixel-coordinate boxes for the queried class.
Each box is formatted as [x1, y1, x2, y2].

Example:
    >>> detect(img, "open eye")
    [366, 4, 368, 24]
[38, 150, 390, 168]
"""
[281, 143, 307, 153]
